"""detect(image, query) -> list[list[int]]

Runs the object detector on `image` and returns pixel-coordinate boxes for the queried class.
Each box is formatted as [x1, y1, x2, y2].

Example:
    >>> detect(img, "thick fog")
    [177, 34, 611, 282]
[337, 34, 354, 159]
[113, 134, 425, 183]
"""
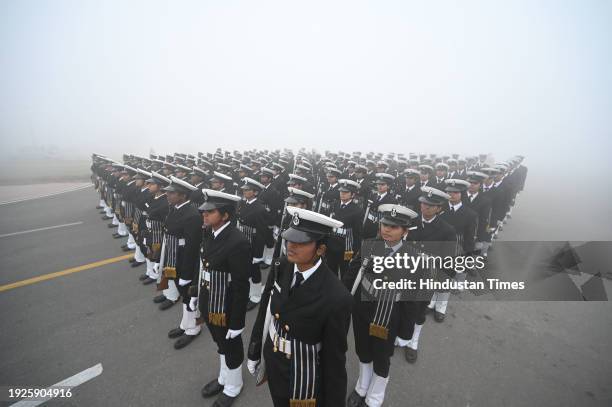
[1, 0, 610, 176]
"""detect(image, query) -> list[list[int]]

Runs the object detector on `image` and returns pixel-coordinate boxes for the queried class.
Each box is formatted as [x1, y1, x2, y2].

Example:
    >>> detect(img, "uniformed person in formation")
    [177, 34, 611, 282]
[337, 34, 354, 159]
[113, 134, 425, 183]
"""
[236, 177, 275, 310]
[395, 186, 456, 362]
[196, 189, 251, 407]
[247, 207, 352, 407]
[396, 168, 421, 212]
[463, 171, 492, 256]
[326, 179, 363, 279]
[140, 171, 170, 285]
[362, 173, 397, 239]
[343, 204, 421, 407]
[159, 176, 203, 348]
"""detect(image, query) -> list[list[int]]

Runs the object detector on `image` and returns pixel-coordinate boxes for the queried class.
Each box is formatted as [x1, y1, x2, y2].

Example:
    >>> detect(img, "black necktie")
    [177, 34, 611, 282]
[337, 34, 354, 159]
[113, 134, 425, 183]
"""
[449, 206, 455, 213]
[291, 272, 304, 294]
[384, 247, 394, 257]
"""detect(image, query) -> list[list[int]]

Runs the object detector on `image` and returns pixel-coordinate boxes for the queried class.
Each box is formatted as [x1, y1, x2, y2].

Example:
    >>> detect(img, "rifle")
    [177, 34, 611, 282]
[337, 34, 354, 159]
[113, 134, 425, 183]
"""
[350, 256, 371, 296]
[361, 199, 373, 229]
[272, 202, 288, 260]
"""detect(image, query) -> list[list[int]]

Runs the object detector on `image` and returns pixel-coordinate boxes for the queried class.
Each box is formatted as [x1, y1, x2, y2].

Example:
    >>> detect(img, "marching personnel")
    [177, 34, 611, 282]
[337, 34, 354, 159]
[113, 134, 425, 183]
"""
[362, 173, 397, 240]
[432, 162, 449, 190]
[434, 179, 479, 319]
[196, 189, 251, 407]
[396, 186, 456, 362]
[141, 172, 170, 286]
[327, 179, 363, 279]
[418, 164, 433, 188]
[275, 187, 316, 258]
[188, 166, 209, 208]
[396, 168, 421, 212]
[247, 207, 352, 407]
[464, 171, 492, 255]
[441, 179, 478, 256]
[210, 171, 235, 194]
[158, 177, 203, 347]
[343, 204, 422, 407]
[130, 169, 153, 269]
[318, 168, 341, 216]
[353, 164, 370, 209]
[236, 178, 275, 310]
[259, 167, 284, 268]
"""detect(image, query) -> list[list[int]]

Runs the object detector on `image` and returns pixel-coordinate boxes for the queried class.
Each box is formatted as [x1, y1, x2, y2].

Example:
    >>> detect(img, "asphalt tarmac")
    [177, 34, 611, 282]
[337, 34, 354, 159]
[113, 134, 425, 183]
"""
[0, 185, 611, 407]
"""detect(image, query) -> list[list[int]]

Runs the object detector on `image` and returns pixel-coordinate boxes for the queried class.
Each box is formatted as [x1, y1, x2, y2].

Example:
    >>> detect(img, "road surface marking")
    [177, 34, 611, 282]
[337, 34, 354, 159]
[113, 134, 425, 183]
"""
[10, 363, 103, 406]
[0, 254, 133, 293]
[0, 222, 84, 238]
[0, 184, 92, 206]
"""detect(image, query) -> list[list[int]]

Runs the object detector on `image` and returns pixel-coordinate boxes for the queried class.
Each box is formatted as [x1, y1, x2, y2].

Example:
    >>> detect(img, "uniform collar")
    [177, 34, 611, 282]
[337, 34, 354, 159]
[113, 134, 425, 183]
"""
[449, 201, 462, 211]
[213, 221, 231, 238]
[292, 258, 322, 286]
[422, 214, 437, 224]
[175, 200, 190, 209]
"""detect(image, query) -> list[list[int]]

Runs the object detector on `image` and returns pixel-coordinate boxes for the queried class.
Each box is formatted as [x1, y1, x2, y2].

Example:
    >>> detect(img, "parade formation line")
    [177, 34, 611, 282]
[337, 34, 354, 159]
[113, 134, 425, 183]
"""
[0, 254, 133, 293]
[0, 222, 84, 239]
[9, 363, 104, 407]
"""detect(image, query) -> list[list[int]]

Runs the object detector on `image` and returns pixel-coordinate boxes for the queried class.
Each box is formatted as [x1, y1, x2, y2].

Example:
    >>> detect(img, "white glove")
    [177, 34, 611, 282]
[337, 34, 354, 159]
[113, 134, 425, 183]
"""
[247, 359, 259, 375]
[178, 278, 191, 286]
[225, 328, 244, 339]
[188, 297, 198, 312]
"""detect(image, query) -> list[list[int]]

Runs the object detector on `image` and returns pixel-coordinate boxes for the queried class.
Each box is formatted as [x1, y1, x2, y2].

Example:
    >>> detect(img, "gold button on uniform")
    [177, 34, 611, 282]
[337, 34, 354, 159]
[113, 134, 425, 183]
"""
[275, 313, 280, 320]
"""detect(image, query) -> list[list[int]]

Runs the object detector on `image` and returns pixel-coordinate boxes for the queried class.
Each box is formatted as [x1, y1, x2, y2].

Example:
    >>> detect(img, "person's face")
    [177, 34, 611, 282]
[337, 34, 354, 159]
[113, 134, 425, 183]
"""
[327, 175, 337, 184]
[436, 169, 446, 178]
[377, 183, 388, 194]
[202, 209, 228, 229]
[355, 171, 365, 180]
[175, 170, 187, 178]
[420, 173, 429, 181]
[405, 177, 416, 187]
[148, 183, 160, 194]
[287, 240, 324, 265]
[190, 175, 203, 185]
[238, 170, 247, 179]
[448, 191, 462, 204]
[339, 191, 353, 202]
[166, 191, 184, 205]
[211, 180, 223, 190]
[162, 168, 172, 175]
[260, 175, 271, 185]
[420, 202, 441, 219]
[468, 181, 480, 194]
[135, 179, 145, 187]
[380, 223, 407, 243]
[242, 188, 256, 200]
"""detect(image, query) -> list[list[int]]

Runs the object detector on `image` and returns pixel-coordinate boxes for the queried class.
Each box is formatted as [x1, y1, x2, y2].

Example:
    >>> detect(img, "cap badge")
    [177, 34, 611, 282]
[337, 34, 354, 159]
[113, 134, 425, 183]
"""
[390, 208, 397, 217]
[427, 190, 433, 198]
[292, 213, 300, 226]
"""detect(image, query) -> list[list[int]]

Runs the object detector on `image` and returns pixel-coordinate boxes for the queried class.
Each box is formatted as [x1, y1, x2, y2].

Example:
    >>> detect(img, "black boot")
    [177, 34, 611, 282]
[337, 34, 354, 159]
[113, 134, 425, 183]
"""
[153, 294, 167, 304]
[168, 328, 185, 339]
[347, 390, 366, 407]
[212, 393, 238, 407]
[174, 332, 199, 349]
[159, 299, 177, 310]
[201, 379, 224, 398]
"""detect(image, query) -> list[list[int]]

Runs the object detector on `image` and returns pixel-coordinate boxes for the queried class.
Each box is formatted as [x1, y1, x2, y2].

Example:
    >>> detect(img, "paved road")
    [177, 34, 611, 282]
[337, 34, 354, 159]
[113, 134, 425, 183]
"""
[0, 186, 611, 407]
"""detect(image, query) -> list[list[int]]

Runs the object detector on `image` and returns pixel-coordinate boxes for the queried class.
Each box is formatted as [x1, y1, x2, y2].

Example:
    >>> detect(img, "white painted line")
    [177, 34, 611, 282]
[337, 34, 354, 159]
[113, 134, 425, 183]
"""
[10, 363, 103, 407]
[0, 222, 84, 238]
[0, 184, 92, 206]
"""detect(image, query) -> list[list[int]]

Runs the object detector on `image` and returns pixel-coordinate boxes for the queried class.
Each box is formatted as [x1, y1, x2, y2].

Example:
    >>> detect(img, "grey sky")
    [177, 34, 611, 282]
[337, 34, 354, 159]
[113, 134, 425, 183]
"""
[1, 0, 610, 173]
